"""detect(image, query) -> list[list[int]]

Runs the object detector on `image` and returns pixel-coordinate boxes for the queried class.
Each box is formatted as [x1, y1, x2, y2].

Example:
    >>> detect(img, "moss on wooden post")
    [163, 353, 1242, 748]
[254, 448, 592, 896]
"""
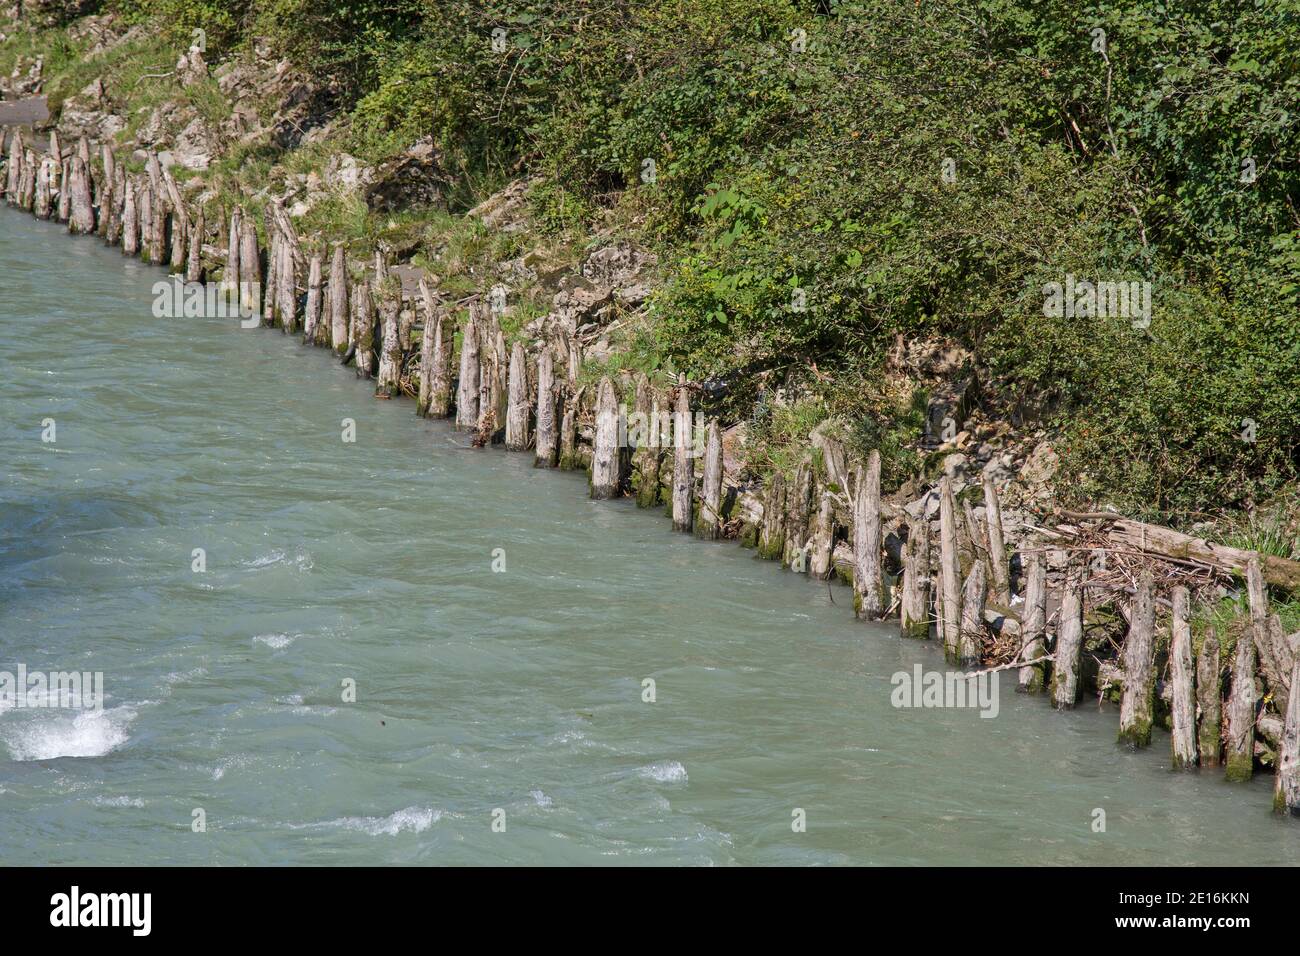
[1274, 641, 1300, 814]
[900, 516, 930, 639]
[757, 472, 785, 561]
[1196, 628, 1222, 767]
[1224, 623, 1257, 782]
[1118, 570, 1157, 747]
[696, 419, 723, 540]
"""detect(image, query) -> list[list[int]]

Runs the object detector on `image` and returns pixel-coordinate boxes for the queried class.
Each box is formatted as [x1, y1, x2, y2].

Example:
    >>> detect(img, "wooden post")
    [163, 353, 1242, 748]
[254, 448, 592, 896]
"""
[454, 311, 480, 430]
[223, 207, 240, 292]
[328, 244, 348, 352]
[784, 460, 813, 572]
[1275, 638, 1300, 815]
[473, 318, 504, 442]
[632, 376, 662, 508]
[430, 302, 452, 417]
[121, 178, 139, 257]
[492, 330, 508, 438]
[900, 516, 930, 639]
[1196, 628, 1222, 767]
[19, 149, 35, 211]
[939, 476, 963, 663]
[98, 144, 115, 238]
[122, 177, 141, 253]
[138, 181, 155, 262]
[1018, 550, 1047, 692]
[534, 346, 557, 466]
[591, 377, 620, 499]
[376, 284, 402, 396]
[146, 153, 165, 264]
[33, 155, 52, 219]
[1051, 563, 1084, 710]
[418, 279, 451, 418]
[696, 420, 724, 540]
[958, 562, 986, 666]
[758, 473, 785, 561]
[185, 206, 204, 282]
[163, 167, 186, 268]
[671, 385, 693, 532]
[982, 474, 1011, 605]
[933, 572, 946, 650]
[263, 231, 279, 326]
[558, 387, 581, 470]
[398, 303, 414, 354]
[276, 235, 297, 331]
[57, 157, 71, 222]
[1245, 555, 1288, 713]
[4, 129, 21, 200]
[1169, 585, 1197, 769]
[1267, 614, 1295, 718]
[853, 451, 883, 618]
[238, 216, 260, 316]
[351, 277, 375, 379]
[302, 253, 323, 343]
[416, 287, 436, 414]
[1118, 569, 1156, 747]
[961, 497, 984, 572]
[1224, 624, 1257, 782]
[505, 341, 530, 451]
[105, 165, 124, 246]
[808, 489, 834, 579]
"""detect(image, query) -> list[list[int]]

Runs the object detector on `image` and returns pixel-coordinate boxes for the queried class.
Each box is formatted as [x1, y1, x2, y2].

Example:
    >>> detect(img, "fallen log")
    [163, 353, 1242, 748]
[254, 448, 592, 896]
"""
[1061, 512, 1300, 591]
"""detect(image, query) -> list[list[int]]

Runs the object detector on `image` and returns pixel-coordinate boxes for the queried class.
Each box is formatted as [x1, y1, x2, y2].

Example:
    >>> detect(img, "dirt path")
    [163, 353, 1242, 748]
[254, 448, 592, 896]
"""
[0, 95, 49, 129]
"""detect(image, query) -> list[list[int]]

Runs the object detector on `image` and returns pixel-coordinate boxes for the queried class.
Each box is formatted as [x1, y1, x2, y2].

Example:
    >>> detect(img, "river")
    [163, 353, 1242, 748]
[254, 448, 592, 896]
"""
[1, 205, 1295, 865]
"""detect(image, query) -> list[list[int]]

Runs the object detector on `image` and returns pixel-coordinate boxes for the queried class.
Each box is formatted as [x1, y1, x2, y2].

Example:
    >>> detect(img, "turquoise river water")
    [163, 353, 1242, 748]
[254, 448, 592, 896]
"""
[1, 205, 1296, 865]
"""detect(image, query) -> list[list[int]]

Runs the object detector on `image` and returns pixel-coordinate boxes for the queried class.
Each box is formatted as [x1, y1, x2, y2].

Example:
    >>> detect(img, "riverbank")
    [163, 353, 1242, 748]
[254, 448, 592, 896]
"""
[4, 202, 1300, 864]
[2, 6, 1299, 824]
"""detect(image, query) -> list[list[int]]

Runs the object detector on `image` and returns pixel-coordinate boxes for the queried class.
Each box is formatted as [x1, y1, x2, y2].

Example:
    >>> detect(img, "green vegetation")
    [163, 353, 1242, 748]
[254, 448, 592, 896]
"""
[6, 0, 1299, 523]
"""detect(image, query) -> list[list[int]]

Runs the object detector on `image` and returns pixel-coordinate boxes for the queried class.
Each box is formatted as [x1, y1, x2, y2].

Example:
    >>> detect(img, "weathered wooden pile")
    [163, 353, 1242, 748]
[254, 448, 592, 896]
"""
[3, 126, 1298, 817]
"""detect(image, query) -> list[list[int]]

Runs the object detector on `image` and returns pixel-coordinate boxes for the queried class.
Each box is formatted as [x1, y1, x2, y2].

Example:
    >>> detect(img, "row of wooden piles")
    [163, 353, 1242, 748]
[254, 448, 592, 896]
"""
[2, 125, 1296, 816]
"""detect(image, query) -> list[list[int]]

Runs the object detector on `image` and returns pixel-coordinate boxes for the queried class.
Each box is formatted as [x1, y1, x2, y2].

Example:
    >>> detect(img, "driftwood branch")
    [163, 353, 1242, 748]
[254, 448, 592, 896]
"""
[1058, 512, 1300, 591]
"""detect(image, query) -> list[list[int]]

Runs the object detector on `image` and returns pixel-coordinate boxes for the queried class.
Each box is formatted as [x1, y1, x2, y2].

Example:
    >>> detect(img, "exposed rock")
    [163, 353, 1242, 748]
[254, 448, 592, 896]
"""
[469, 178, 530, 232]
[175, 46, 208, 89]
[322, 153, 372, 192]
[364, 137, 445, 212]
[172, 116, 213, 170]
[941, 452, 970, 483]
[56, 78, 121, 141]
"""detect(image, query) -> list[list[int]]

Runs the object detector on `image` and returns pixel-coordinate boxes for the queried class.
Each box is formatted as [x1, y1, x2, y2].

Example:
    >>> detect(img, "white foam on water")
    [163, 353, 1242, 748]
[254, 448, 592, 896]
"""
[0, 705, 136, 761]
[211, 753, 250, 781]
[244, 548, 314, 572]
[638, 760, 688, 784]
[291, 704, 337, 717]
[530, 789, 552, 808]
[92, 795, 146, 807]
[291, 807, 441, 836]
[163, 667, 207, 686]
[253, 633, 297, 649]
